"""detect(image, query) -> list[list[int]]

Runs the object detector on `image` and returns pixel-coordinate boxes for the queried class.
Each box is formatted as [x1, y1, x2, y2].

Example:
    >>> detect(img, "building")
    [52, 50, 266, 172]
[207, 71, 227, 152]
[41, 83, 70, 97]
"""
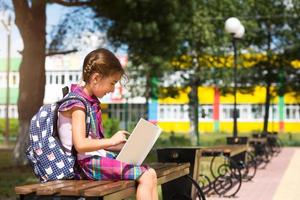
[0, 54, 299, 134]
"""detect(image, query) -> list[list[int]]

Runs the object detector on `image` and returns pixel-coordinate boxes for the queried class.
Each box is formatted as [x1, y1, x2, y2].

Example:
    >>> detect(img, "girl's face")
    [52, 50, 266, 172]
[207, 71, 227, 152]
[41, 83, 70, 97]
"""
[89, 72, 122, 98]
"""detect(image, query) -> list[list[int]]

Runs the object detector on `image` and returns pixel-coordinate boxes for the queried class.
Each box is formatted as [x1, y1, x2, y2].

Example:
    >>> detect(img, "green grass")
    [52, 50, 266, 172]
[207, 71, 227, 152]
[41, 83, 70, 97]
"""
[155, 131, 248, 148]
[0, 150, 38, 200]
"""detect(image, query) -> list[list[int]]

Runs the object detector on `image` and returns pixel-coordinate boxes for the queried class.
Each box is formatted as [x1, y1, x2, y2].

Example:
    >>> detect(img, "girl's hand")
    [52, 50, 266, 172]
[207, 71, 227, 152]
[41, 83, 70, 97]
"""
[105, 142, 125, 152]
[110, 130, 130, 145]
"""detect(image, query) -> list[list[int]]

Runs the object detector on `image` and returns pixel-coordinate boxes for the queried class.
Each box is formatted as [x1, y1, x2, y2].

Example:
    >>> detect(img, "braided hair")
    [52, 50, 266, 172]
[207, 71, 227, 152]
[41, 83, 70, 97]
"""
[82, 48, 125, 83]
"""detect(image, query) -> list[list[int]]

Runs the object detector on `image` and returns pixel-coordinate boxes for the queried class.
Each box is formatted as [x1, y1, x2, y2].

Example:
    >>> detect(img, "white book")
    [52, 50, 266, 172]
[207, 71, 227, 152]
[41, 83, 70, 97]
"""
[116, 118, 162, 165]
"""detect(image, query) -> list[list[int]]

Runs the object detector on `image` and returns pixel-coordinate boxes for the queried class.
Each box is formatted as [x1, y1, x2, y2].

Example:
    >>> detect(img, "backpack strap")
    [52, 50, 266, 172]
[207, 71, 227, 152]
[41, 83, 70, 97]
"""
[53, 94, 91, 138]
[51, 92, 91, 152]
[53, 92, 92, 176]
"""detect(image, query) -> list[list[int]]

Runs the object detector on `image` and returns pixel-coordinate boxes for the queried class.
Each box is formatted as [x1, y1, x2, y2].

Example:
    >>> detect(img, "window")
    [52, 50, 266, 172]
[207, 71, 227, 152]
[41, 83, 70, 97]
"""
[12, 74, 17, 85]
[49, 75, 53, 84]
[207, 108, 213, 119]
[180, 105, 185, 119]
[241, 108, 248, 119]
[230, 108, 240, 118]
[222, 107, 230, 119]
[286, 105, 298, 120]
[159, 107, 165, 119]
[251, 105, 263, 119]
[61, 75, 65, 85]
[173, 105, 178, 119]
[55, 75, 59, 84]
[270, 105, 277, 120]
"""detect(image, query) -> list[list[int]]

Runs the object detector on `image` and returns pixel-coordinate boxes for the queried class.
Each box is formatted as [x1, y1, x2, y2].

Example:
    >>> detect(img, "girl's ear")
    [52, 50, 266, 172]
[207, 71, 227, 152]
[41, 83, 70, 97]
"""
[90, 73, 103, 83]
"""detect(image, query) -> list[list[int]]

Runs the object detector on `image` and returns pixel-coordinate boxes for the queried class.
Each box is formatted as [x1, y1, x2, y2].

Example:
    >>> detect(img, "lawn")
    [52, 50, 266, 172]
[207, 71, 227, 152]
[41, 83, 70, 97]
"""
[0, 150, 38, 200]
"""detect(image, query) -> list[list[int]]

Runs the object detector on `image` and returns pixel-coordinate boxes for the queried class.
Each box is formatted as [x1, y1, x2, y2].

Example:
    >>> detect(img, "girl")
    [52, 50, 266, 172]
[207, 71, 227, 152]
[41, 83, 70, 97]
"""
[57, 48, 158, 200]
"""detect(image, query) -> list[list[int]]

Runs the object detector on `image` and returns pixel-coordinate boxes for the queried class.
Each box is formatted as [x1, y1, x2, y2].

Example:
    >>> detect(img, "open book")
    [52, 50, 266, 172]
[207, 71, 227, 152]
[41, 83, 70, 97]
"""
[116, 118, 162, 165]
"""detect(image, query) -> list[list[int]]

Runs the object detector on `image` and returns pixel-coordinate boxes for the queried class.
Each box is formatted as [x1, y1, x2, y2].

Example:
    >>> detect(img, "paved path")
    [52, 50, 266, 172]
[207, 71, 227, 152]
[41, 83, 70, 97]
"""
[208, 147, 299, 200]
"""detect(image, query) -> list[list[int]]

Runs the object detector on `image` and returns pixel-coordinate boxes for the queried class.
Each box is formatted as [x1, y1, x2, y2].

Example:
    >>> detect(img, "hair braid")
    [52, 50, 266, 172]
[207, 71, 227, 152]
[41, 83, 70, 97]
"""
[82, 48, 125, 83]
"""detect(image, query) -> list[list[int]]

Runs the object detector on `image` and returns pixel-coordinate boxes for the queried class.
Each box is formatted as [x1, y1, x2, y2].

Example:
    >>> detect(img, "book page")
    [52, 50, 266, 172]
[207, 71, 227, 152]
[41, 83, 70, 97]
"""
[116, 118, 162, 165]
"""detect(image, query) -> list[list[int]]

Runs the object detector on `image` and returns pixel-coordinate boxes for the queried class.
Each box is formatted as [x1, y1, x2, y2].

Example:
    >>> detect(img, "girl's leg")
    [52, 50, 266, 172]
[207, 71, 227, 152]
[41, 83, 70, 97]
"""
[137, 168, 158, 200]
[152, 169, 158, 200]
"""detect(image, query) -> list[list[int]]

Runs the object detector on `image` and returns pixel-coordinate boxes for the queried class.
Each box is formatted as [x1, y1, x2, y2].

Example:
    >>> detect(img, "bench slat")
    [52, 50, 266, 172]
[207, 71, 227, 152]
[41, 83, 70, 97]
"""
[60, 180, 113, 196]
[84, 180, 135, 197]
[150, 162, 178, 169]
[157, 167, 189, 185]
[103, 186, 136, 200]
[15, 180, 66, 194]
[203, 145, 247, 157]
[155, 163, 190, 177]
[36, 180, 88, 195]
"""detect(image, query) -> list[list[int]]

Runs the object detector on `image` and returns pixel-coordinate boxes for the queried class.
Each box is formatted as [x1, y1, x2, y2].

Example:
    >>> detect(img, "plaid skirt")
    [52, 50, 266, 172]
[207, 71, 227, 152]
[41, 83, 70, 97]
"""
[77, 152, 149, 180]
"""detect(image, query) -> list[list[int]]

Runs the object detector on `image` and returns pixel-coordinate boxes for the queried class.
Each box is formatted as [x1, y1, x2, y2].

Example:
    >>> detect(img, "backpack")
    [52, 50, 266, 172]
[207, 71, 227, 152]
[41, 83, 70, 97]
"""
[26, 92, 91, 182]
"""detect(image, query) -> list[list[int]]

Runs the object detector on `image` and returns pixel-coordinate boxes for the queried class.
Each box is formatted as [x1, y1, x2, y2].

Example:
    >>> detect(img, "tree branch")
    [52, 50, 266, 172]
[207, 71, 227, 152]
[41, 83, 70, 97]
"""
[46, 49, 78, 56]
[49, 0, 95, 7]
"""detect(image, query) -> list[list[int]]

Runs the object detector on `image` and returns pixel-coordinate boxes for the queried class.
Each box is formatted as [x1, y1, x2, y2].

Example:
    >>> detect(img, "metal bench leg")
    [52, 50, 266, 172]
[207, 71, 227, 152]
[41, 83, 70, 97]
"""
[168, 175, 206, 200]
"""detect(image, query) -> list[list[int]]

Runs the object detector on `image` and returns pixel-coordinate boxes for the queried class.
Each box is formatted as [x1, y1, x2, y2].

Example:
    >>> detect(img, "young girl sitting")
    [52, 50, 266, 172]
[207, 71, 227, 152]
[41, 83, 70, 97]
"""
[57, 48, 158, 200]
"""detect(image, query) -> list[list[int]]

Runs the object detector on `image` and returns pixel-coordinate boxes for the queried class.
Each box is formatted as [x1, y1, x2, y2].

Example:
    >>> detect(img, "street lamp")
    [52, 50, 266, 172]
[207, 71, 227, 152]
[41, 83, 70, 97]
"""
[225, 17, 245, 138]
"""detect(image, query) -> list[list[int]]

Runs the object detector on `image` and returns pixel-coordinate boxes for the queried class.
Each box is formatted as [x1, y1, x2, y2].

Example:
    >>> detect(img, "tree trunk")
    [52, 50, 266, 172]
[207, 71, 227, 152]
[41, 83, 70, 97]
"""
[13, 119, 30, 165]
[12, 0, 46, 165]
[263, 81, 271, 134]
[188, 81, 199, 146]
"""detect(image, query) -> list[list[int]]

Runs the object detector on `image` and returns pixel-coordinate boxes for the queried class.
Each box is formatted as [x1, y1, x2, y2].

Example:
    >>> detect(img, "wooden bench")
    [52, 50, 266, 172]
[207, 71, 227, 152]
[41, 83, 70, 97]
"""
[249, 137, 270, 168]
[202, 144, 248, 157]
[15, 162, 190, 200]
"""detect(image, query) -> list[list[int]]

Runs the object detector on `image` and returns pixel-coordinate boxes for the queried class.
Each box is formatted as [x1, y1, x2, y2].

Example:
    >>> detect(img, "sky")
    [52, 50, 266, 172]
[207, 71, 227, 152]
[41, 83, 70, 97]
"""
[0, 3, 95, 59]
[0, 4, 63, 58]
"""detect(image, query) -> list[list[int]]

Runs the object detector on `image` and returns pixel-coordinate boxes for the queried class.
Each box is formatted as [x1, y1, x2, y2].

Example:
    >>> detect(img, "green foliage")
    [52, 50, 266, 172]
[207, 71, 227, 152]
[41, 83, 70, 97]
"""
[102, 118, 120, 138]
[91, 0, 197, 100]
[93, 0, 194, 63]
[0, 118, 19, 138]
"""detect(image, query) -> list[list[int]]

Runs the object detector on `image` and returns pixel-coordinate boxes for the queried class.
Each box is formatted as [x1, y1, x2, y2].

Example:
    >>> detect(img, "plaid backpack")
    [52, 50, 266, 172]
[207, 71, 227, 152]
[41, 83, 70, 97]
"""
[26, 92, 91, 182]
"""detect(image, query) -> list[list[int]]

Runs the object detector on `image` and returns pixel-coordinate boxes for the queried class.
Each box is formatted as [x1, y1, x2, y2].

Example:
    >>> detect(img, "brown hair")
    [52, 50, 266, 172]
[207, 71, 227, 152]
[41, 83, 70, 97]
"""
[82, 48, 125, 83]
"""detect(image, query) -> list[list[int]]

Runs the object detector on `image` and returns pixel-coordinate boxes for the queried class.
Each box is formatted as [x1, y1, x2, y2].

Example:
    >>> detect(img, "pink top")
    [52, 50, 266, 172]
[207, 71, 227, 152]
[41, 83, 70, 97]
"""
[57, 84, 106, 160]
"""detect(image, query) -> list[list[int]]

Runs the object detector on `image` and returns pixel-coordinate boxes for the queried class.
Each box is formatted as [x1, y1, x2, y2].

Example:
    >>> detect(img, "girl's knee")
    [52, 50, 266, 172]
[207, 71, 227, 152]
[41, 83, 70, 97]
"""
[139, 168, 157, 186]
[148, 168, 157, 184]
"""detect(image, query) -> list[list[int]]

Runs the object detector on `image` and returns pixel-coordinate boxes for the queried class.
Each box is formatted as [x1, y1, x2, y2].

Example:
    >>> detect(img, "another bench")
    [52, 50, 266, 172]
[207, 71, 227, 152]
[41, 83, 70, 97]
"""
[200, 144, 250, 197]
[15, 162, 190, 200]
[249, 136, 270, 168]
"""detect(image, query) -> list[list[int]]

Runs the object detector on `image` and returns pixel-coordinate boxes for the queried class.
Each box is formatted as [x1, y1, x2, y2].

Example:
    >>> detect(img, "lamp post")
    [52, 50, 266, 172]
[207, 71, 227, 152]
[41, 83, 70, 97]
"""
[225, 17, 245, 138]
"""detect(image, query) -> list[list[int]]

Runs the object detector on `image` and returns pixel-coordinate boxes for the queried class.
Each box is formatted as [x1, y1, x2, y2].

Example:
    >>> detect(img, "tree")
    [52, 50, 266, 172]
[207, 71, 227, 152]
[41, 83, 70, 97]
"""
[168, 0, 250, 143]
[11, 0, 95, 165]
[238, 0, 300, 133]
[12, 0, 47, 164]
[90, 0, 195, 118]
